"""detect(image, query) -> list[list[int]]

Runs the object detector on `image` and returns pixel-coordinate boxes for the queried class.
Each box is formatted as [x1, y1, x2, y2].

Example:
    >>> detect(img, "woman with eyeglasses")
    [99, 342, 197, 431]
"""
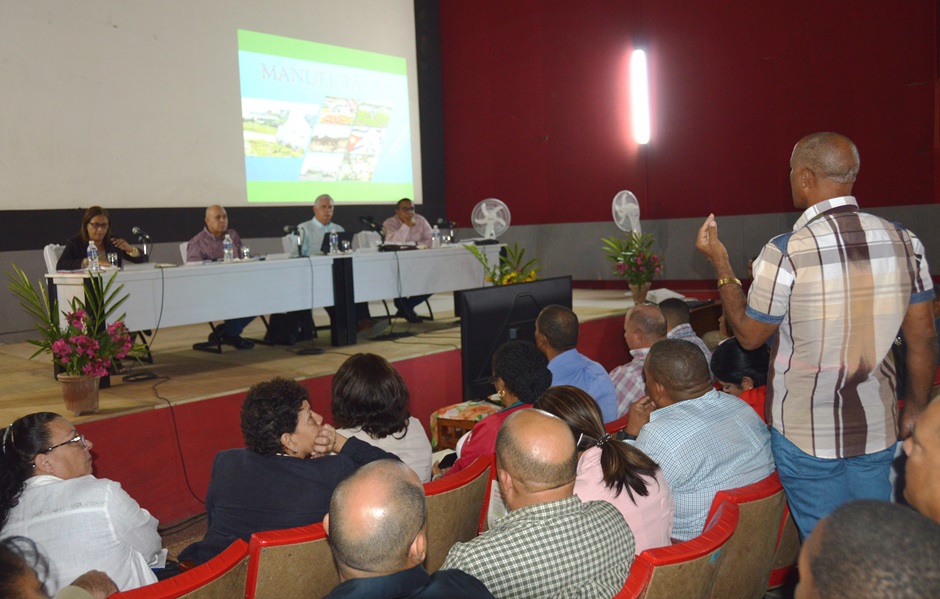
[535, 386, 675, 553]
[0, 412, 162, 595]
[56, 206, 148, 271]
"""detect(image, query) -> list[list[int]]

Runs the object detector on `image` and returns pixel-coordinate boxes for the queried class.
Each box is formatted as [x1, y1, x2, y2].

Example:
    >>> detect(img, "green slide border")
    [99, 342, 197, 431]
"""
[237, 29, 406, 75]
[247, 181, 415, 203]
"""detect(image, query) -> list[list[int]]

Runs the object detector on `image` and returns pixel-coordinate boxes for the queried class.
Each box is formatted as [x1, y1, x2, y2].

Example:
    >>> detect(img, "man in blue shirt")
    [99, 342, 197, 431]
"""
[534, 305, 619, 422]
[626, 339, 775, 541]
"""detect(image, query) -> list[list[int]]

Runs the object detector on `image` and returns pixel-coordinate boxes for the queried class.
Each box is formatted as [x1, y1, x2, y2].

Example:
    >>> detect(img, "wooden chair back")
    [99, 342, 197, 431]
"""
[422, 453, 495, 572]
[245, 523, 339, 599]
[615, 499, 739, 599]
[707, 471, 787, 599]
[110, 539, 249, 599]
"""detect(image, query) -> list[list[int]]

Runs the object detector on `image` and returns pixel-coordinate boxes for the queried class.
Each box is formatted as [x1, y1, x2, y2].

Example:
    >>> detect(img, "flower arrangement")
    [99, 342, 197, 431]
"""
[7, 265, 139, 377]
[601, 232, 664, 286]
[466, 243, 541, 286]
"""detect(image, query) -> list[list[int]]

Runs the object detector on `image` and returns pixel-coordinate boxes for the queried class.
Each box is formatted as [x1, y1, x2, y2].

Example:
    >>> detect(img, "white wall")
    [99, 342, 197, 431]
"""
[0, 0, 420, 210]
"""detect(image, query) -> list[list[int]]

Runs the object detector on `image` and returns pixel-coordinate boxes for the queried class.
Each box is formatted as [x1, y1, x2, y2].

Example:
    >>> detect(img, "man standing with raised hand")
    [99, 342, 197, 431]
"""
[695, 132, 936, 539]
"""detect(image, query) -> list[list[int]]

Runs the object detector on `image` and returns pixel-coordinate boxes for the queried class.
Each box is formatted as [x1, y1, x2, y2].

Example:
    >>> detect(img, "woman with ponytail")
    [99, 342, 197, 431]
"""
[535, 386, 674, 552]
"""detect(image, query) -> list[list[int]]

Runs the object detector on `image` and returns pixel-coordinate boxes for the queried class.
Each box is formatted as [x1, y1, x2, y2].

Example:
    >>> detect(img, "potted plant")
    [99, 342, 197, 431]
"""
[7, 265, 139, 415]
[601, 232, 664, 304]
[465, 243, 541, 286]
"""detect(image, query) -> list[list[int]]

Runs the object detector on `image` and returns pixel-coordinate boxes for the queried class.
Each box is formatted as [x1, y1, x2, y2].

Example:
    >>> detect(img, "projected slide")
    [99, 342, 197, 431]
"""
[238, 30, 414, 203]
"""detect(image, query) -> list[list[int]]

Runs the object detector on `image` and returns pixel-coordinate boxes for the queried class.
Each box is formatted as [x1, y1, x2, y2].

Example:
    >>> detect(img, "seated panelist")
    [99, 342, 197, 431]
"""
[56, 206, 147, 271]
[186, 204, 255, 349]
[382, 198, 432, 323]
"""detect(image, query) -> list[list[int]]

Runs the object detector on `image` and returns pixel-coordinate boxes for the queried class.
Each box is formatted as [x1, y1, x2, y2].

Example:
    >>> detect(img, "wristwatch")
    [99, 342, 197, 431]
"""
[717, 277, 741, 288]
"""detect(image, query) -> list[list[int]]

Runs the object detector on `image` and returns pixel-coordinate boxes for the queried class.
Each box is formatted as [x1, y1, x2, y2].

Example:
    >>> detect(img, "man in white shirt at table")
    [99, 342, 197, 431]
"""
[297, 194, 385, 339]
[382, 198, 432, 323]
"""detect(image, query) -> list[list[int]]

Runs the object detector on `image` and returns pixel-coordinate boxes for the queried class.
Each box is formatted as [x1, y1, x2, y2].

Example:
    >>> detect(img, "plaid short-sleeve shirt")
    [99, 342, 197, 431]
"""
[441, 495, 633, 598]
[747, 196, 934, 458]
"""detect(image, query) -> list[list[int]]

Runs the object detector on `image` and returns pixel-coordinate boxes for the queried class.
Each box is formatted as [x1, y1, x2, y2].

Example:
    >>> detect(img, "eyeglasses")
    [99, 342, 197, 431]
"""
[398, 206, 415, 212]
[88, 222, 109, 229]
[44, 433, 87, 453]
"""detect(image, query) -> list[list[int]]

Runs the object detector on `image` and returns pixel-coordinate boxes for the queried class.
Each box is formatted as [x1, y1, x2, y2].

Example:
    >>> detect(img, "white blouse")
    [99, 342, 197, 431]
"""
[336, 416, 433, 482]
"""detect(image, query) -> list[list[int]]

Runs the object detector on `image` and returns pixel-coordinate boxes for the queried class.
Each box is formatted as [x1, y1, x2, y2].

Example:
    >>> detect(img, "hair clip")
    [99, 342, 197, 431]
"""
[1, 424, 12, 455]
[596, 433, 612, 448]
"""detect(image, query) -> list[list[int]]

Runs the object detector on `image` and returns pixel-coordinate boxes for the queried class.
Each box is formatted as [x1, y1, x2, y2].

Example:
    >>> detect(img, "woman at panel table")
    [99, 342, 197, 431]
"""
[332, 353, 433, 482]
[441, 340, 552, 478]
[0, 412, 162, 596]
[178, 377, 397, 566]
[536, 385, 675, 554]
[56, 206, 147, 271]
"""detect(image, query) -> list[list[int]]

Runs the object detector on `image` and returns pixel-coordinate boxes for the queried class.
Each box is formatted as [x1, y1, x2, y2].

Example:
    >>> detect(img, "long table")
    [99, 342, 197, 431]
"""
[50, 245, 501, 345]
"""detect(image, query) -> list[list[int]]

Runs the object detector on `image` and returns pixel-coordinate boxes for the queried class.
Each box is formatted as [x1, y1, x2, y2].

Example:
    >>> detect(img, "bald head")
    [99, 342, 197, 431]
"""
[204, 205, 229, 238]
[327, 460, 426, 575]
[624, 304, 667, 350]
[789, 133, 859, 209]
[497, 410, 577, 500]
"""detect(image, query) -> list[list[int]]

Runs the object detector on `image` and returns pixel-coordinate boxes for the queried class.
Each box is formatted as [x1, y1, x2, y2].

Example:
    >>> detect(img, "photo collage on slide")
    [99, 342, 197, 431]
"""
[241, 96, 394, 182]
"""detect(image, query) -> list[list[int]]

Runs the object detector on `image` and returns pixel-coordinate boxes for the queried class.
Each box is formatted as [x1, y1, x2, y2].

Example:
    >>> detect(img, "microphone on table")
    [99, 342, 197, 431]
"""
[131, 226, 152, 257]
[359, 216, 382, 233]
[436, 218, 457, 229]
[283, 225, 300, 235]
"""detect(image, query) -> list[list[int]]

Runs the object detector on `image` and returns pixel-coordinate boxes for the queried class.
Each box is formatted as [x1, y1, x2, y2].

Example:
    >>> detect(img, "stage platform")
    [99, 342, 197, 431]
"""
[0, 289, 720, 523]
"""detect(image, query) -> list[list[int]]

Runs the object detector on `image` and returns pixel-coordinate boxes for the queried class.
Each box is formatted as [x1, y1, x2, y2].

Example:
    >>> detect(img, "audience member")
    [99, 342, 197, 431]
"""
[382, 198, 432, 323]
[658, 298, 711, 363]
[299, 195, 385, 338]
[186, 204, 256, 349]
[609, 304, 667, 416]
[709, 338, 770, 421]
[179, 378, 398, 565]
[535, 385, 674, 553]
[535, 305, 618, 422]
[0, 536, 119, 599]
[626, 339, 774, 541]
[696, 132, 937, 538]
[795, 500, 940, 599]
[443, 341, 551, 477]
[323, 460, 494, 599]
[903, 397, 940, 523]
[332, 354, 432, 482]
[442, 409, 633, 598]
[0, 413, 161, 595]
[56, 206, 147, 271]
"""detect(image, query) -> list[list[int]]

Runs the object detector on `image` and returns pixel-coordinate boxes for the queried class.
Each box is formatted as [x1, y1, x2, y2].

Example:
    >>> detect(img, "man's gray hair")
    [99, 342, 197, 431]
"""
[794, 132, 860, 185]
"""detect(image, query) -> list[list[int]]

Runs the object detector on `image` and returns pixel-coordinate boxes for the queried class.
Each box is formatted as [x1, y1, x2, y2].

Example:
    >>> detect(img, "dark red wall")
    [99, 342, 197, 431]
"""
[439, 1, 938, 224]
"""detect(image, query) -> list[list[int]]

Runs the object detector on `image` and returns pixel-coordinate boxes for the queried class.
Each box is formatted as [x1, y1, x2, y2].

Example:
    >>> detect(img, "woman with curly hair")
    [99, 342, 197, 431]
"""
[179, 377, 397, 566]
[443, 340, 552, 477]
[0, 413, 160, 595]
[332, 353, 433, 482]
[536, 386, 675, 553]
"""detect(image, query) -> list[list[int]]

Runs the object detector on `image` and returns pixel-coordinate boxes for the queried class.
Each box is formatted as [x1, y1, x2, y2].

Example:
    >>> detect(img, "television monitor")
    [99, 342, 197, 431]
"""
[458, 276, 573, 400]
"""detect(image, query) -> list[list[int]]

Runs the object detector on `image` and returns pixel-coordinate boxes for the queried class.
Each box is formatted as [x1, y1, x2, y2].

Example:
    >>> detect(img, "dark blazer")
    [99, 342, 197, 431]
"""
[56, 235, 148, 270]
[324, 565, 495, 599]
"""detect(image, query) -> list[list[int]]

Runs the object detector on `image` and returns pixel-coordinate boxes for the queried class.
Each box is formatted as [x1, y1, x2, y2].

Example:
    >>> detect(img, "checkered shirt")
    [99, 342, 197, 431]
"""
[667, 324, 712, 366]
[635, 389, 774, 541]
[609, 348, 649, 417]
[442, 495, 634, 599]
[747, 197, 934, 458]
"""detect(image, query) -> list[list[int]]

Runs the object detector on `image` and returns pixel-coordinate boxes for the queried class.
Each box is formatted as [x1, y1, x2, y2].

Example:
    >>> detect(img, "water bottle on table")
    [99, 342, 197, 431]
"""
[329, 231, 338, 255]
[86, 241, 101, 272]
[431, 225, 441, 248]
[223, 234, 234, 262]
